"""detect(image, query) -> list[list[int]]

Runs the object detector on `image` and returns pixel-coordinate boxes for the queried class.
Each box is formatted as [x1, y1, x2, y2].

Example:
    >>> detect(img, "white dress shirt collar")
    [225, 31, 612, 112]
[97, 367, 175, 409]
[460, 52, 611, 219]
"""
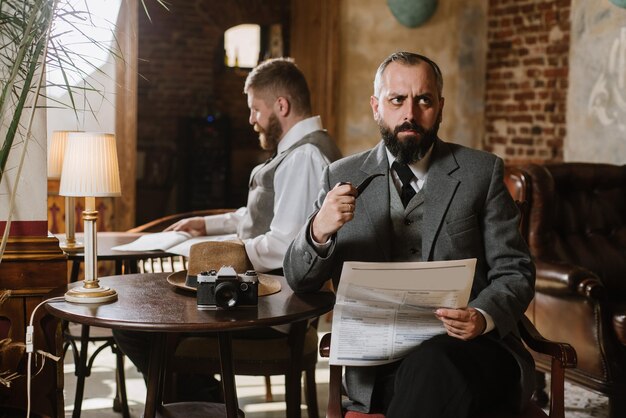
[277, 116, 324, 154]
[385, 143, 433, 190]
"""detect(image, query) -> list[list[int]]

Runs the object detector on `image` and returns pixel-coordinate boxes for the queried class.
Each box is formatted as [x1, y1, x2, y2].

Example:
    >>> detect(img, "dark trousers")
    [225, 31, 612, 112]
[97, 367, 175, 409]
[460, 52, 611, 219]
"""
[374, 334, 520, 418]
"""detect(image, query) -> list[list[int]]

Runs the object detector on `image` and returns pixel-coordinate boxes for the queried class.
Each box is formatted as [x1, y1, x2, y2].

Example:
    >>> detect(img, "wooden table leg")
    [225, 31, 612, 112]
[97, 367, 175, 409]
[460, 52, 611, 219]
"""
[218, 332, 241, 418]
[144, 332, 166, 418]
[286, 320, 306, 418]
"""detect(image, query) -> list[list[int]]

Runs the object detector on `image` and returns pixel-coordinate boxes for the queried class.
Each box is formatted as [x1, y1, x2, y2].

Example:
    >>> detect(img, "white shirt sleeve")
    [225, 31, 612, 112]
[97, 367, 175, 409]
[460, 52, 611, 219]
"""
[309, 220, 333, 256]
[204, 206, 247, 235]
[475, 307, 495, 334]
[244, 144, 330, 272]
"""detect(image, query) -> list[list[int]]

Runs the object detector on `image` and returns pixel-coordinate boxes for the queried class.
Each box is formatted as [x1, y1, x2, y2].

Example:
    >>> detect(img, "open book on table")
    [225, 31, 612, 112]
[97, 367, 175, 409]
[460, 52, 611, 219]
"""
[111, 231, 239, 258]
[330, 258, 477, 366]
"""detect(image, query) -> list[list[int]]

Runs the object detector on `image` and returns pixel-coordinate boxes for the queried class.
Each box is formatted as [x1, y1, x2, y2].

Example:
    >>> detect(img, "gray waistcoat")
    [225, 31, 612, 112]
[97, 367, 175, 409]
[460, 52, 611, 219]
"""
[237, 130, 341, 239]
[345, 177, 426, 412]
[389, 175, 425, 262]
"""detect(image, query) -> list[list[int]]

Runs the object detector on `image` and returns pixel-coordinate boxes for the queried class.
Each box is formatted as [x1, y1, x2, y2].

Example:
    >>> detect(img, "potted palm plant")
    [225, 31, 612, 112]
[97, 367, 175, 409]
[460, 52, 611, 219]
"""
[1, 0, 60, 395]
[1, 0, 55, 258]
[0, 0, 165, 404]
[1, 0, 166, 255]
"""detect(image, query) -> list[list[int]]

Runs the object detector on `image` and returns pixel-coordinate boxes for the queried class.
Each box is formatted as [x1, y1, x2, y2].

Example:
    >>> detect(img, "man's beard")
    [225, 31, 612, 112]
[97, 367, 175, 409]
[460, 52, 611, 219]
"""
[379, 117, 439, 164]
[256, 112, 283, 152]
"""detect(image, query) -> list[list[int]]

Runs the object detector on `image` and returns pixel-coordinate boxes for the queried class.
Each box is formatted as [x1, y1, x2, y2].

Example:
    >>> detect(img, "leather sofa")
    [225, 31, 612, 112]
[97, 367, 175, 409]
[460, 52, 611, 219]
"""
[506, 163, 626, 418]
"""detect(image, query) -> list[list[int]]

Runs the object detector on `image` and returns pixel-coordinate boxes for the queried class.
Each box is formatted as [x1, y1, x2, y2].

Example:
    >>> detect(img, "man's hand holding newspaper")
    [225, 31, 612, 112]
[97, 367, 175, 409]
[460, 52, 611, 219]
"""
[329, 259, 477, 366]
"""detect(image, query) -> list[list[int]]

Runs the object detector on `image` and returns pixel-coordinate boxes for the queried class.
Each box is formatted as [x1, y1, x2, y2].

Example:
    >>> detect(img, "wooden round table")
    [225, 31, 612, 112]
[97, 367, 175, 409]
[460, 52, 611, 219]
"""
[46, 273, 335, 418]
[58, 231, 179, 417]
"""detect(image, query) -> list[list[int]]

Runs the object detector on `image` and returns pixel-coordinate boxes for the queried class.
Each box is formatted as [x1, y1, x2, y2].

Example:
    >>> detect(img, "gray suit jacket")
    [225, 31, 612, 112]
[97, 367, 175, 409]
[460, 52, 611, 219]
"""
[284, 139, 536, 412]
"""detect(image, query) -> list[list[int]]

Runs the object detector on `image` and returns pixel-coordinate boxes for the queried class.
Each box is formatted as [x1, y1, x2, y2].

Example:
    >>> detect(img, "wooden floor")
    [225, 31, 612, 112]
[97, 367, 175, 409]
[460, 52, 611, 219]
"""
[62, 323, 332, 418]
[62, 320, 608, 418]
[62, 352, 330, 418]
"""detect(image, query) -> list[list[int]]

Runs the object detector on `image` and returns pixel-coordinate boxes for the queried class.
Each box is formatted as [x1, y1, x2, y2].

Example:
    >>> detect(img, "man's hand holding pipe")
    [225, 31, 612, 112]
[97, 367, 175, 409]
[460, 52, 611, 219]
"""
[311, 183, 357, 244]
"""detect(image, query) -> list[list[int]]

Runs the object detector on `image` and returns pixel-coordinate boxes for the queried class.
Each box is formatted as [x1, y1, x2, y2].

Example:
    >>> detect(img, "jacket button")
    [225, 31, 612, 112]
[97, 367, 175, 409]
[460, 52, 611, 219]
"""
[410, 248, 419, 254]
[404, 218, 412, 225]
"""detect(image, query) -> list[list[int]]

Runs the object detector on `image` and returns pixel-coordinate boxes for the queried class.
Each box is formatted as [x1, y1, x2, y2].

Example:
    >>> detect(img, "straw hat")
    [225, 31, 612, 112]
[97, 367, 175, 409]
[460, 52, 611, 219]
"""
[186, 240, 253, 276]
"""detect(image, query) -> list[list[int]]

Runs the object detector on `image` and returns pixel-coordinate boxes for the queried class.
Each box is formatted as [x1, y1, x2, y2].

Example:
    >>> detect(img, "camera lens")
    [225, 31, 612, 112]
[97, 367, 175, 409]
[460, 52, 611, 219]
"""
[215, 281, 238, 309]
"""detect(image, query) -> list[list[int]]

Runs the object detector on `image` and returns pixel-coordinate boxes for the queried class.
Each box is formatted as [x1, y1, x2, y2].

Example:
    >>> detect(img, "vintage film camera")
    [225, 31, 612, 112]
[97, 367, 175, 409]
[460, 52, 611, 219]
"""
[197, 266, 259, 310]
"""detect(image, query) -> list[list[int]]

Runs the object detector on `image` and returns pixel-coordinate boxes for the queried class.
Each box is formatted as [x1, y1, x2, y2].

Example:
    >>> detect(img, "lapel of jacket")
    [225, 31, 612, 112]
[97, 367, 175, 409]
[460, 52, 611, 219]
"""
[358, 141, 392, 261]
[422, 139, 460, 260]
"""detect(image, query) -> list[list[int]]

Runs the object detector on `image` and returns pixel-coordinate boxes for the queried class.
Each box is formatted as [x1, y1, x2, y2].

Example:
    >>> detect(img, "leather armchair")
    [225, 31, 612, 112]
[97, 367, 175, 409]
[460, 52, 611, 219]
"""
[506, 163, 626, 418]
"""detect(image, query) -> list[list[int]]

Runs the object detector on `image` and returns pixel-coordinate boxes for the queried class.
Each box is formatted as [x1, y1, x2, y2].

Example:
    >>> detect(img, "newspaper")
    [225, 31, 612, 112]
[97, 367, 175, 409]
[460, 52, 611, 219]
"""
[111, 231, 238, 257]
[329, 259, 477, 366]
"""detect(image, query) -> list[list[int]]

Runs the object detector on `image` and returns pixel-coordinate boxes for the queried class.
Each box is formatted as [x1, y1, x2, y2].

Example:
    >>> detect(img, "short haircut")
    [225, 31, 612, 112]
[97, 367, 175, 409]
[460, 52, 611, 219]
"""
[373, 52, 444, 98]
[244, 57, 312, 116]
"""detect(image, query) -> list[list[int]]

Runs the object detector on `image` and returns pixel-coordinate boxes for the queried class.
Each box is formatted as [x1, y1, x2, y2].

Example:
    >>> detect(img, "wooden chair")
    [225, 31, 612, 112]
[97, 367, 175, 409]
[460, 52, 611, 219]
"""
[63, 324, 129, 418]
[320, 316, 576, 418]
[127, 209, 236, 273]
[126, 209, 236, 233]
[319, 198, 577, 418]
[128, 209, 322, 418]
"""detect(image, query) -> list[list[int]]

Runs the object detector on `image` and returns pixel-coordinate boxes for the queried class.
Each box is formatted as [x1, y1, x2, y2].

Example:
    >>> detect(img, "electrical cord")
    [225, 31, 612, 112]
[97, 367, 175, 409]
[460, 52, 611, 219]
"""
[25, 296, 65, 418]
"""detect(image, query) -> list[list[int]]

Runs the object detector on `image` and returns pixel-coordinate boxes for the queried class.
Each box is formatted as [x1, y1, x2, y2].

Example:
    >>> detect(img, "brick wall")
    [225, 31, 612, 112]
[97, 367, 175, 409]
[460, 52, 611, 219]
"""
[484, 0, 571, 164]
[136, 0, 288, 222]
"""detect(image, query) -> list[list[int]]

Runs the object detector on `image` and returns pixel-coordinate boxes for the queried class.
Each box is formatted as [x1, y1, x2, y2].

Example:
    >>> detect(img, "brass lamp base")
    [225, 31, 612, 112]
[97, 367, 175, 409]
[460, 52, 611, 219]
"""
[65, 284, 118, 304]
[60, 240, 84, 253]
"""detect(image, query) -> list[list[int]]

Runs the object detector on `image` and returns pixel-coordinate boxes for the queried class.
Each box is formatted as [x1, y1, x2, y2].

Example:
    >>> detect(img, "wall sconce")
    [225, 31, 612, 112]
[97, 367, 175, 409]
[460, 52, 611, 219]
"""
[387, 0, 438, 28]
[48, 130, 84, 253]
[59, 132, 121, 303]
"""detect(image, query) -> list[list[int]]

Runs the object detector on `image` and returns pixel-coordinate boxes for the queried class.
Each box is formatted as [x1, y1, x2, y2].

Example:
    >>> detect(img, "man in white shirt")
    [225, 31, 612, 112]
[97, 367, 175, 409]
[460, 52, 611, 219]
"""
[114, 58, 340, 399]
[165, 57, 341, 273]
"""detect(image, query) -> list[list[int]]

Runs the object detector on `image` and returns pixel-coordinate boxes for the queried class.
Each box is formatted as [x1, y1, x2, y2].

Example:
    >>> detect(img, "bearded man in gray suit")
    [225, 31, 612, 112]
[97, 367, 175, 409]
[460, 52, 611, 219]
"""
[283, 52, 536, 417]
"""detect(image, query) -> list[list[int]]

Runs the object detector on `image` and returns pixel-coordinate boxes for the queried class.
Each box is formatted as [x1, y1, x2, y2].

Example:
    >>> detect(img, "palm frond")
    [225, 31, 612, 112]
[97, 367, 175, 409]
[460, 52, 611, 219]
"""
[0, 0, 52, 178]
[0, 0, 169, 387]
[1, 0, 169, 259]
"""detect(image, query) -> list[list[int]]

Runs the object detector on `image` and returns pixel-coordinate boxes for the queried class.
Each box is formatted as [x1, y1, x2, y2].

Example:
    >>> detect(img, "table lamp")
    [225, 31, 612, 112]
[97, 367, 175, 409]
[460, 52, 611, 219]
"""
[59, 132, 122, 303]
[48, 130, 84, 252]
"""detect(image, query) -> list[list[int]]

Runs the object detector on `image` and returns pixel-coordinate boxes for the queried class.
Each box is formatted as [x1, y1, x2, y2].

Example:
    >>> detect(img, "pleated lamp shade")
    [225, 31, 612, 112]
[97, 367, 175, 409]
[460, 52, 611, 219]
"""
[59, 132, 122, 197]
[47, 130, 74, 179]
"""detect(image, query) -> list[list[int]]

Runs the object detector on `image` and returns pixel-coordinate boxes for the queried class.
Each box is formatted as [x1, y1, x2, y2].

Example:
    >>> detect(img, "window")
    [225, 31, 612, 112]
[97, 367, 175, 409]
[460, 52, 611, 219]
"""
[46, 0, 121, 136]
[224, 24, 261, 69]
